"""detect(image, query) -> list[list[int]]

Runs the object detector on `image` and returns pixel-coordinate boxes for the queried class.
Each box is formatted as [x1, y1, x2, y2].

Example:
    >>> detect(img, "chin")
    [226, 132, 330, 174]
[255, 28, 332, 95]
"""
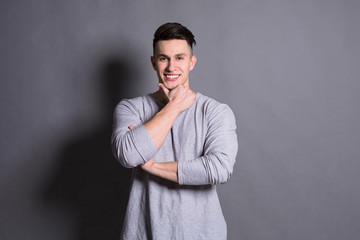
[163, 81, 179, 90]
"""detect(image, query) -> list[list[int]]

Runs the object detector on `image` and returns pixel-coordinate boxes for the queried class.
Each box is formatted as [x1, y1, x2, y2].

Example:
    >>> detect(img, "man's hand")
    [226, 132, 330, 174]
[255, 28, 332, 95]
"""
[158, 83, 196, 113]
[128, 125, 136, 130]
[140, 158, 155, 171]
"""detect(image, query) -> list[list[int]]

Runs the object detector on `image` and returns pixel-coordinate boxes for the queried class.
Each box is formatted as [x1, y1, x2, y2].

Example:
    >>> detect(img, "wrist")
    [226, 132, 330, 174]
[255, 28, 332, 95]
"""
[141, 159, 155, 172]
[164, 101, 182, 115]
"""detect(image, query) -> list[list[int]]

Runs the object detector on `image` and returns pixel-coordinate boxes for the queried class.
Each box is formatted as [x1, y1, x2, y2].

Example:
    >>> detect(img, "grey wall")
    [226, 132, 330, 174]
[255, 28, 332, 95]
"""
[1, 0, 360, 239]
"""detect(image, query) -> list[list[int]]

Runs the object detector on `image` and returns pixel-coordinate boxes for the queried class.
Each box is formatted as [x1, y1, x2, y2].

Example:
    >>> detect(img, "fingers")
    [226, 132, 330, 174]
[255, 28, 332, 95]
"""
[158, 83, 169, 96]
[158, 83, 195, 112]
[140, 159, 155, 171]
[128, 125, 136, 130]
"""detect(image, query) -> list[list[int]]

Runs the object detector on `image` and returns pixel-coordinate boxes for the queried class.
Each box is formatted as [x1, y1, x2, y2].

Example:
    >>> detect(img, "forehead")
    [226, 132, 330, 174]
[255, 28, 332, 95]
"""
[154, 39, 192, 56]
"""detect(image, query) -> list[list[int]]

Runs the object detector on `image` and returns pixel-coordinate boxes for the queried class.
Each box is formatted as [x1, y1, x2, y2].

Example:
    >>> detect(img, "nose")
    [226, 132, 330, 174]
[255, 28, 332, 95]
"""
[166, 58, 176, 72]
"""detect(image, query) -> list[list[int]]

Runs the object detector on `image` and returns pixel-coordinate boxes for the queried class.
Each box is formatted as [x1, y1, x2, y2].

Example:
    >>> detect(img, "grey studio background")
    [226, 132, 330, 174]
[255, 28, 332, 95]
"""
[1, 0, 360, 240]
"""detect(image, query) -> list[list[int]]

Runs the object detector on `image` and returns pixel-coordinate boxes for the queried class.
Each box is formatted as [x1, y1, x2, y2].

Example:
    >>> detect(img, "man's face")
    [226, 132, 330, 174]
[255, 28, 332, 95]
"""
[151, 39, 197, 90]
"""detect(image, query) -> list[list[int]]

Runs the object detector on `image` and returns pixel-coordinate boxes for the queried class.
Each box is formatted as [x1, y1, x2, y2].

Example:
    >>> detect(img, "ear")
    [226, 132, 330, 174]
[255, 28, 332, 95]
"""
[151, 56, 156, 70]
[189, 55, 197, 71]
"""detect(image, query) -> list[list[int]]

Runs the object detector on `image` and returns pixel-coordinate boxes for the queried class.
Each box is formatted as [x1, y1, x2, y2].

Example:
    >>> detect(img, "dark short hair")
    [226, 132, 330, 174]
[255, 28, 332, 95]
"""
[153, 22, 196, 54]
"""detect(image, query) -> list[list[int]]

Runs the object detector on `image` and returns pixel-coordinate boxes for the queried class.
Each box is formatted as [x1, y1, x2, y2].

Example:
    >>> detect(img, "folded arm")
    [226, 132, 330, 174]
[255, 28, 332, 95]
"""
[111, 83, 195, 169]
[141, 103, 238, 185]
[111, 102, 157, 168]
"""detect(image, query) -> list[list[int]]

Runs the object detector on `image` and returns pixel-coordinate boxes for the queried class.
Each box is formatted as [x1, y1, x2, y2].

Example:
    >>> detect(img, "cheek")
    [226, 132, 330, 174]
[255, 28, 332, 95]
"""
[157, 63, 167, 71]
[183, 64, 192, 73]
[179, 62, 189, 71]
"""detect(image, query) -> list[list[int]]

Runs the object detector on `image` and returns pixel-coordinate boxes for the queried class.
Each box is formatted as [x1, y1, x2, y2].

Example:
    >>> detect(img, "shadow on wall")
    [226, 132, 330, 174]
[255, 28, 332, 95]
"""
[42, 56, 139, 240]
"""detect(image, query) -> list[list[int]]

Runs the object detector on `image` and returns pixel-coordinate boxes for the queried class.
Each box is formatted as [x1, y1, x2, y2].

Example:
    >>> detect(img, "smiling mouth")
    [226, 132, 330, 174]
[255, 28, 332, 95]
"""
[164, 74, 180, 81]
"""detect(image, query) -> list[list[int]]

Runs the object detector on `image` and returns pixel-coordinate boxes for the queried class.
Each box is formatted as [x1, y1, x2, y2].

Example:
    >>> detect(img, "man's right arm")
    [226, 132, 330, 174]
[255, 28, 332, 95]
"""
[144, 83, 195, 150]
[111, 83, 195, 168]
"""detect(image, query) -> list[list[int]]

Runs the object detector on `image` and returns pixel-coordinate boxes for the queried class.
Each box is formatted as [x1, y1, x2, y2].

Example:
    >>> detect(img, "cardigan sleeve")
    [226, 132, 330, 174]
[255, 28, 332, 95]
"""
[111, 99, 158, 168]
[178, 103, 238, 185]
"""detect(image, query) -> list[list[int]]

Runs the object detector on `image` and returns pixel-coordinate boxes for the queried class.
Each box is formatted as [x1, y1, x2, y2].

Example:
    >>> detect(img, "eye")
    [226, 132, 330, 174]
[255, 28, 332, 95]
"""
[159, 57, 167, 62]
[176, 57, 184, 61]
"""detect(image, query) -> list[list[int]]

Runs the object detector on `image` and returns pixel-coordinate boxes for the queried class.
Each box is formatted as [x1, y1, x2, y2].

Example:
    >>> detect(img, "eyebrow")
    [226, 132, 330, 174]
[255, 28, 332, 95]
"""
[157, 53, 187, 58]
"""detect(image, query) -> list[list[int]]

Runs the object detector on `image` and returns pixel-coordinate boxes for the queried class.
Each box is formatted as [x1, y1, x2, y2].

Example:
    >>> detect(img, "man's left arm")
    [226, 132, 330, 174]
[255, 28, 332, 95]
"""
[140, 103, 238, 185]
[141, 159, 179, 183]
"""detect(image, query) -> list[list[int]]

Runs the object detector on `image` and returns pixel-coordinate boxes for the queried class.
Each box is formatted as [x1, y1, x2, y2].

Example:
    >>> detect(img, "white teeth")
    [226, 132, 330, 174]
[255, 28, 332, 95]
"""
[166, 75, 179, 79]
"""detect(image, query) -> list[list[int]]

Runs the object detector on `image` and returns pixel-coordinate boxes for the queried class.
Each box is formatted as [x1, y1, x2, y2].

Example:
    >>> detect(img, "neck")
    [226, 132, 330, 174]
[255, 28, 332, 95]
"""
[152, 88, 196, 105]
[152, 90, 168, 104]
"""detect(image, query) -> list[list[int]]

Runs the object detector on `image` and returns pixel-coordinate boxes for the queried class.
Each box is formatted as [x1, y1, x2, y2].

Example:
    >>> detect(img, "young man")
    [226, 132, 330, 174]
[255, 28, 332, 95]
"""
[112, 22, 238, 240]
